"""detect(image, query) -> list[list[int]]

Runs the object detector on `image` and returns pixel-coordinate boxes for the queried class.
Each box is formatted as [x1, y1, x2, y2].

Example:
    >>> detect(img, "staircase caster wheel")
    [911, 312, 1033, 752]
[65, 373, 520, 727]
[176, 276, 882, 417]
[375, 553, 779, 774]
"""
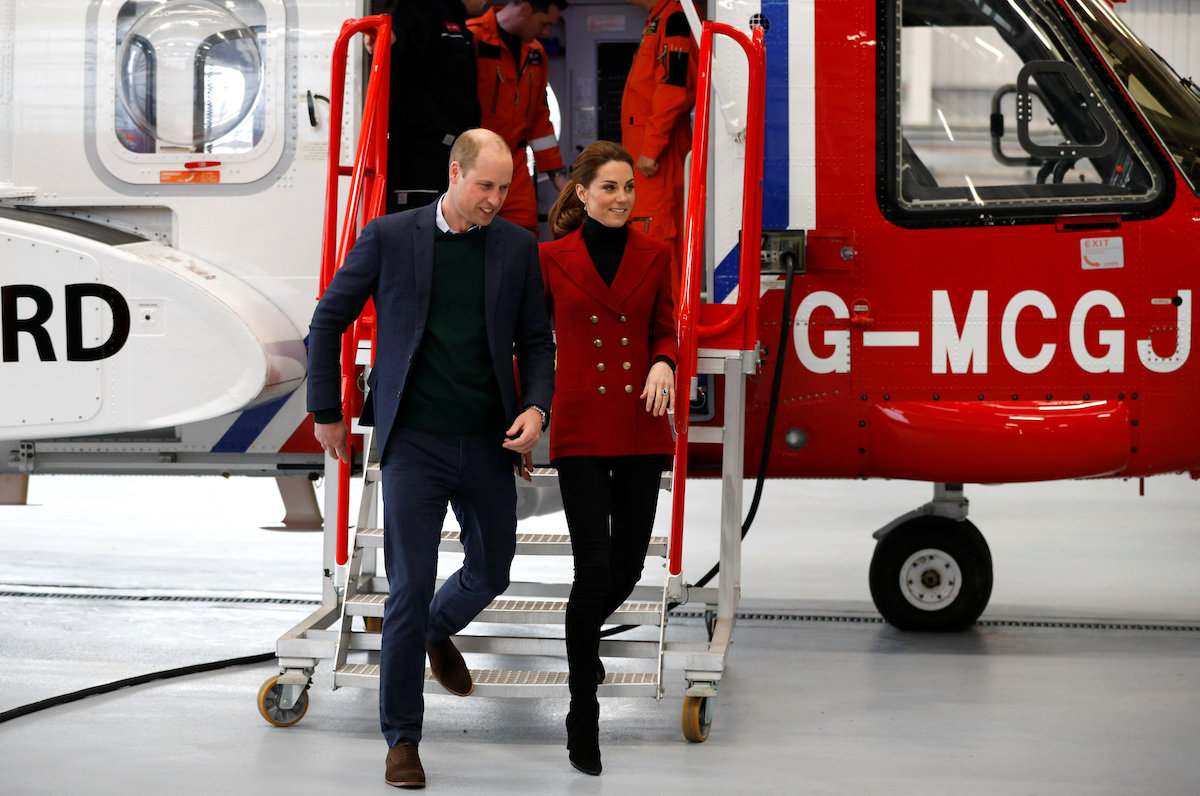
[257, 675, 309, 727]
[682, 695, 714, 743]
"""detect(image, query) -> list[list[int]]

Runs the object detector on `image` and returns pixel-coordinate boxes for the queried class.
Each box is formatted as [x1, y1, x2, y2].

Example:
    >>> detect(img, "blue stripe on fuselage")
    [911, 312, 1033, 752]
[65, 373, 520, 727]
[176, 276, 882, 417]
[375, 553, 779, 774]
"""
[211, 393, 291, 453]
[714, 1, 789, 303]
[762, 0, 791, 230]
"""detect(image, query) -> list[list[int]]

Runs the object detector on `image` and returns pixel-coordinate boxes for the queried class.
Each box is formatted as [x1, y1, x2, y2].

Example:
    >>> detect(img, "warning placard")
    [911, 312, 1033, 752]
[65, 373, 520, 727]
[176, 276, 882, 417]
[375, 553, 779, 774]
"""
[1080, 237, 1123, 270]
[160, 170, 221, 184]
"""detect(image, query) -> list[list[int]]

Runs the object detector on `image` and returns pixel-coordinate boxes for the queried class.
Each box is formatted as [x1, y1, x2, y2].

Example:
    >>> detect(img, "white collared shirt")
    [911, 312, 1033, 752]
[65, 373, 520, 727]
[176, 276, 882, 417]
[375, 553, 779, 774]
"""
[435, 194, 479, 234]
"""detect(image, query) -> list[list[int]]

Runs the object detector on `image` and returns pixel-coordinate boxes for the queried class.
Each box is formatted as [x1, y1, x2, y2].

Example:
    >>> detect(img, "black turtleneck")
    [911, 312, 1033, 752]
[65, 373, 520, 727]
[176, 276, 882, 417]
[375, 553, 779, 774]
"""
[581, 215, 628, 287]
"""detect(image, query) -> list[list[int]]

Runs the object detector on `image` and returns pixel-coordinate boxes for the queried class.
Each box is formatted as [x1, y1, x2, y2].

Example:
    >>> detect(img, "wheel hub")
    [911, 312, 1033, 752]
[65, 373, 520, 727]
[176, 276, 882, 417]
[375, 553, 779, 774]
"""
[898, 547, 963, 611]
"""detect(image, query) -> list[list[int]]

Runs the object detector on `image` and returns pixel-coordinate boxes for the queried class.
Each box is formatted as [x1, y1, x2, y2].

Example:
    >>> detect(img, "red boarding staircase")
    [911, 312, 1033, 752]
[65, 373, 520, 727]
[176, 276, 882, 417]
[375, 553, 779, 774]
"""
[262, 16, 767, 746]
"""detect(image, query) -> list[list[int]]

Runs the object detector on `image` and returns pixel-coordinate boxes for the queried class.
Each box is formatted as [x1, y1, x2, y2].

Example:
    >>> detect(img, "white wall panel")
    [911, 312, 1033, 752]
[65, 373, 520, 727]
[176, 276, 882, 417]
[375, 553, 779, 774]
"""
[1116, 0, 1200, 82]
[0, 1, 14, 188]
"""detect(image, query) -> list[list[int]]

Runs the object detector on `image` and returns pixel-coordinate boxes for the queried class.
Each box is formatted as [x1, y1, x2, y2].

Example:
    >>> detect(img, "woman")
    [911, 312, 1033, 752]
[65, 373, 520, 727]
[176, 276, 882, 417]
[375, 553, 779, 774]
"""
[539, 140, 677, 775]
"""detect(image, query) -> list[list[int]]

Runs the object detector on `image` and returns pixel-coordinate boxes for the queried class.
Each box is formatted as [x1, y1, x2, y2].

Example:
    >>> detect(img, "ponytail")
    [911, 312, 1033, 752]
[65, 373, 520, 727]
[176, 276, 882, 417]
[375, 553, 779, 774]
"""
[548, 181, 586, 239]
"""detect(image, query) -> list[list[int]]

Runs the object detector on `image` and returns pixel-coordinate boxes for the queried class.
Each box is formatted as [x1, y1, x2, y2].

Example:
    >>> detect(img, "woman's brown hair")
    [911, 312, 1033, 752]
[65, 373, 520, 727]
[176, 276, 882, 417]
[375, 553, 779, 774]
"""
[546, 140, 635, 240]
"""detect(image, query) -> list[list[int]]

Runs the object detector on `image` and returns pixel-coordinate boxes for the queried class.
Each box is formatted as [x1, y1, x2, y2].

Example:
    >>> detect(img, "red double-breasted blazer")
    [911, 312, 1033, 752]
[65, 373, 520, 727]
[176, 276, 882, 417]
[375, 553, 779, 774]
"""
[539, 226, 678, 460]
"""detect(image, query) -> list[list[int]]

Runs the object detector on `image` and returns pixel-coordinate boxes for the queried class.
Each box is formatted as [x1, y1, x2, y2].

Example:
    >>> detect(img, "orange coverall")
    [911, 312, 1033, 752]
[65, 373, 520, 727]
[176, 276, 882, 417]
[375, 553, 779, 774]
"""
[621, 0, 700, 302]
[468, 8, 565, 233]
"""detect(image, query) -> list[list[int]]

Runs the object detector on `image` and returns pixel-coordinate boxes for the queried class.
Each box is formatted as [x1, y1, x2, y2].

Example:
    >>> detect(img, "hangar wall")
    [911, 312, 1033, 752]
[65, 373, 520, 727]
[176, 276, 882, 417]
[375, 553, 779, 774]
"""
[1118, 0, 1200, 82]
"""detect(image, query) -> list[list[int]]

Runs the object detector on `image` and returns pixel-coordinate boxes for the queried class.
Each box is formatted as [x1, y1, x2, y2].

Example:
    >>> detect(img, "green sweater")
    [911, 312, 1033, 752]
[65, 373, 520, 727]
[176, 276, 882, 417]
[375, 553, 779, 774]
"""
[396, 226, 504, 434]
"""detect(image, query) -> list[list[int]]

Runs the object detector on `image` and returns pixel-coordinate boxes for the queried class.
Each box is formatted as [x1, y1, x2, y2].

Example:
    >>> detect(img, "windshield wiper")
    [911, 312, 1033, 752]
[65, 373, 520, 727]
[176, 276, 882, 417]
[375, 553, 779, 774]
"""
[1181, 76, 1200, 101]
[1151, 47, 1200, 101]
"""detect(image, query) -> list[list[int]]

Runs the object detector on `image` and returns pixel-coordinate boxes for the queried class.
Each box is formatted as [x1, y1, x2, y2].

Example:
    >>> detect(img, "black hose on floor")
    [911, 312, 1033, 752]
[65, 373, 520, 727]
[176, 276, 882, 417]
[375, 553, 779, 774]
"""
[0, 651, 275, 725]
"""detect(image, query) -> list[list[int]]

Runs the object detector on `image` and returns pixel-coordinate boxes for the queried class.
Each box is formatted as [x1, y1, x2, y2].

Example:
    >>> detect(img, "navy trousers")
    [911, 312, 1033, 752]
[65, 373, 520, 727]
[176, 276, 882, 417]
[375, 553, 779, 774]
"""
[378, 427, 517, 745]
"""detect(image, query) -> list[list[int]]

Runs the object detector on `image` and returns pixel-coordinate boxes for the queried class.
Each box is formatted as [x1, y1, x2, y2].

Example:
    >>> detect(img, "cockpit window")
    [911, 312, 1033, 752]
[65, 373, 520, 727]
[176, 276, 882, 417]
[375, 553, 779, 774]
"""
[1062, 0, 1200, 195]
[114, 0, 266, 154]
[880, 0, 1167, 226]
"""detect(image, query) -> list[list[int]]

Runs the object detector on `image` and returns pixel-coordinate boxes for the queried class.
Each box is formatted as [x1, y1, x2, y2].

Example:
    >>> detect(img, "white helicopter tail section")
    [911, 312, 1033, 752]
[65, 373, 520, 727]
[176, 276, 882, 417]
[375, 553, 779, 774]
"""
[0, 208, 305, 440]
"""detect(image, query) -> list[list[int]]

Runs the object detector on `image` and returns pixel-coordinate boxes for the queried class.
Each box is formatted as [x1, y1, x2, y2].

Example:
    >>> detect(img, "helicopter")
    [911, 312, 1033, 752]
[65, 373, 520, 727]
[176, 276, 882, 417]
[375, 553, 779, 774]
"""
[1, 0, 1196, 632]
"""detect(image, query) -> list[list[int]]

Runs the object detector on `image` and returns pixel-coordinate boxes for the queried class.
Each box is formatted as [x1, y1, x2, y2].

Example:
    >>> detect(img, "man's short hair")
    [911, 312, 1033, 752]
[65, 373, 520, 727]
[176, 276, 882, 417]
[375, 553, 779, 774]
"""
[449, 128, 510, 175]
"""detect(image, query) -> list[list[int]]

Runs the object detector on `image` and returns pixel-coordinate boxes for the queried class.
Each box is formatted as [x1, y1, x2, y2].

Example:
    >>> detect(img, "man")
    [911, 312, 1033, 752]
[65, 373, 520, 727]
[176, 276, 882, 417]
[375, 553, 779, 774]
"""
[371, 0, 488, 214]
[621, 0, 700, 304]
[308, 128, 555, 789]
[468, 1, 571, 234]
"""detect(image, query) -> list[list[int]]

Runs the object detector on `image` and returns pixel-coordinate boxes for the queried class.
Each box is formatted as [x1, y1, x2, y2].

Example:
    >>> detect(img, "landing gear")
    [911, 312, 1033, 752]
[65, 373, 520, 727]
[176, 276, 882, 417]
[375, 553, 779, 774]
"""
[869, 515, 993, 632]
[257, 674, 310, 727]
[868, 485, 993, 632]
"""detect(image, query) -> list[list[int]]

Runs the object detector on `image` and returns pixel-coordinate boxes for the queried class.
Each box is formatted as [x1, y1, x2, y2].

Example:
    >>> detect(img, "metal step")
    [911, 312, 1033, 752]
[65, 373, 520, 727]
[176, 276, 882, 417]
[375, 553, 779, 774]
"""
[367, 464, 671, 488]
[333, 663, 660, 698]
[522, 466, 672, 489]
[343, 594, 662, 625]
[337, 632, 661, 658]
[351, 577, 666, 604]
[476, 599, 660, 625]
[353, 526, 668, 557]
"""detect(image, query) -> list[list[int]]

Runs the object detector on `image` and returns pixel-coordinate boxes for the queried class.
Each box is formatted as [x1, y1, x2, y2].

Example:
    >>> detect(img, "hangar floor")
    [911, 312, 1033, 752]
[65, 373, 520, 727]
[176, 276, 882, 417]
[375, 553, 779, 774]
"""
[1, 472, 1198, 794]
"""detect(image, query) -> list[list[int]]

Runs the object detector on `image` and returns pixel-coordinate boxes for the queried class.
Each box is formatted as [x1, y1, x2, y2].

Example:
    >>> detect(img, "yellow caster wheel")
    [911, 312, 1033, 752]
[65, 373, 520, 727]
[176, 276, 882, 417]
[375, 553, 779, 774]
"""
[682, 695, 714, 743]
[257, 675, 309, 727]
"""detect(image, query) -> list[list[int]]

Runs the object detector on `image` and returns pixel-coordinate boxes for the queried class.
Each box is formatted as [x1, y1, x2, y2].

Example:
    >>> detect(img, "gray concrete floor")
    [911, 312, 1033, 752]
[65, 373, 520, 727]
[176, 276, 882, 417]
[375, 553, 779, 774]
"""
[1, 473, 1198, 794]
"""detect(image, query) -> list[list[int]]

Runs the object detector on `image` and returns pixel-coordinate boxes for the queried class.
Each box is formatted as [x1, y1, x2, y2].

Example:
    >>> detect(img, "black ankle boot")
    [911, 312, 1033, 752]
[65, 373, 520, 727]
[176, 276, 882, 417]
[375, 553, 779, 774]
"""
[565, 702, 601, 775]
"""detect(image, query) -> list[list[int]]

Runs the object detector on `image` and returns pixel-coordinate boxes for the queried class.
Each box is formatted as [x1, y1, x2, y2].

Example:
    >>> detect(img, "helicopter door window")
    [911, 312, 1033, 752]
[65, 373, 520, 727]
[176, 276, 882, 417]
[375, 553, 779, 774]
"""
[94, 0, 287, 186]
[882, 0, 1164, 226]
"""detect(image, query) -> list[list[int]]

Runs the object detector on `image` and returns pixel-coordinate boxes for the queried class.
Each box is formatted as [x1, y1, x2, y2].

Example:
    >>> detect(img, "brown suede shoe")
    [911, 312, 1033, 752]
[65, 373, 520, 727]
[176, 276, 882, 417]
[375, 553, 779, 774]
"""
[426, 637, 473, 696]
[385, 739, 425, 789]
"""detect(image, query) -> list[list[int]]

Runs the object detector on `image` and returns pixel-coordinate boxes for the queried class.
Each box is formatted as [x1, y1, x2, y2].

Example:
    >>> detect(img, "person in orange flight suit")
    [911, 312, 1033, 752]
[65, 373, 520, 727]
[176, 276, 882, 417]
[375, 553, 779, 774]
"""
[621, 0, 700, 305]
[469, 1, 570, 235]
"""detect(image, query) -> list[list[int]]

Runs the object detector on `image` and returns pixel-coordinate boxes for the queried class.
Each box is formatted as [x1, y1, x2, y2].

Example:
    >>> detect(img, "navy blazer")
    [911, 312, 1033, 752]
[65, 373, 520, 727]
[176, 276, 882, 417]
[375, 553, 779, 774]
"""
[307, 202, 555, 459]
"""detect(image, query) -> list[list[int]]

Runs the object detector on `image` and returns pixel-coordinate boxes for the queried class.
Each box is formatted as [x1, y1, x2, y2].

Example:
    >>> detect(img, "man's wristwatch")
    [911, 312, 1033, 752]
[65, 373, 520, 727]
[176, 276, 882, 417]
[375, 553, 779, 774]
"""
[527, 404, 549, 430]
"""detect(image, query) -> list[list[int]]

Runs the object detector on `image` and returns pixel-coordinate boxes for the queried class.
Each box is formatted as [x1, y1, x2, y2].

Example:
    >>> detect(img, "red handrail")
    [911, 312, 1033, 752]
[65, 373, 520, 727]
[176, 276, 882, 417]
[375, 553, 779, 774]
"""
[668, 22, 766, 577]
[696, 24, 765, 347]
[317, 16, 391, 566]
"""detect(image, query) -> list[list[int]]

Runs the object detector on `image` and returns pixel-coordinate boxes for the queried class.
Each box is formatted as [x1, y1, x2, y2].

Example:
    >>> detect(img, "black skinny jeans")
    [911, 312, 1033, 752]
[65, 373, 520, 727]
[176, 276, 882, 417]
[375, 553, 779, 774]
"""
[556, 454, 666, 703]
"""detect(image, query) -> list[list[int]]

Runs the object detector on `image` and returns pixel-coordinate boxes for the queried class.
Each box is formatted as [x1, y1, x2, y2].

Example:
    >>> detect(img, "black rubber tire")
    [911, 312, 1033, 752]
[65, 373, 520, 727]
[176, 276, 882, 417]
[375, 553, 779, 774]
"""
[869, 516, 993, 632]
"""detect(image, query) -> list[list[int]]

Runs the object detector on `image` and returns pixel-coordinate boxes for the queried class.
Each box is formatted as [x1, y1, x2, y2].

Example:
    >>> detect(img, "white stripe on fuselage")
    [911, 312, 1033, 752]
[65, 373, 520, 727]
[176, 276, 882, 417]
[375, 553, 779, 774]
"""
[790, 0, 817, 230]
